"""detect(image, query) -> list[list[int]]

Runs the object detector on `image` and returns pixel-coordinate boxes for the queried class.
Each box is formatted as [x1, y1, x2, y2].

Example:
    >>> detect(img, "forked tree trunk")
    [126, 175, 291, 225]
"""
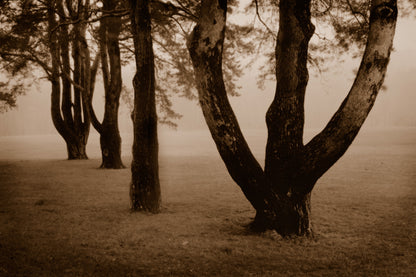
[48, 0, 94, 160]
[128, 0, 161, 212]
[188, 0, 397, 237]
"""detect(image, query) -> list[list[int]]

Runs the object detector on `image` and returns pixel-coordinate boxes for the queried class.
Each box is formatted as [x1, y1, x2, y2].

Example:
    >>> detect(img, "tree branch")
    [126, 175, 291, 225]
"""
[299, 0, 398, 193]
[254, 0, 276, 39]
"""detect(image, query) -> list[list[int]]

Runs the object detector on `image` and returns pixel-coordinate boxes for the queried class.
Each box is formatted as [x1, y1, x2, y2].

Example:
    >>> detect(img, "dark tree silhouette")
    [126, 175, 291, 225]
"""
[128, 0, 161, 212]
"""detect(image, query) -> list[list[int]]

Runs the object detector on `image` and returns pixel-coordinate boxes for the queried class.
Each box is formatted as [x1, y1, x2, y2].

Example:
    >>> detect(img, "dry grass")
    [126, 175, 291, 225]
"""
[0, 128, 415, 276]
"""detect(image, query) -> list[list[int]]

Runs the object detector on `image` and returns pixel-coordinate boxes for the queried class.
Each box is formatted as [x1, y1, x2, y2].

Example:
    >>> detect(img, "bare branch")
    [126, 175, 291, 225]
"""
[254, 0, 277, 39]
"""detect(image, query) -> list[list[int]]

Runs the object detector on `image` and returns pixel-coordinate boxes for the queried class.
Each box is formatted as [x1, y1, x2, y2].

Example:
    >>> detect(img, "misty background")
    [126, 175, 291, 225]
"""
[1, 16, 415, 140]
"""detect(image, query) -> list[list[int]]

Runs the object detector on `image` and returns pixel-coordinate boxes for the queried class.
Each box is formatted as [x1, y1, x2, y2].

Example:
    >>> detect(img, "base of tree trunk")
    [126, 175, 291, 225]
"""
[99, 133, 125, 169]
[250, 193, 313, 237]
[100, 161, 125, 169]
[130, 161, 161, 214]
[66, 141, 88, 160]
[130, 184, 161, 214]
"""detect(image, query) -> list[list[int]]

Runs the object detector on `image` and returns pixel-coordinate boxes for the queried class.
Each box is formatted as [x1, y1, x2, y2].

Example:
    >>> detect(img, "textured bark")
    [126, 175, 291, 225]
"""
[187, 0, 271, 214]
[298, 0, 398, 193]
[129, 0, 161, 212]
[260, 0, 315, 235]
[252, 193, 312, 235]
[188, 0, 397, 237]
[187, 0, 312, 236]
[265, 0, 315, 195]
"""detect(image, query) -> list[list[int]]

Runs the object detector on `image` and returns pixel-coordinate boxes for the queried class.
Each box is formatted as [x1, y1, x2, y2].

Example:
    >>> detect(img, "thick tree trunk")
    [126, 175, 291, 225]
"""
[252, 193, 312, 236]
[260, 0, 315, 235]
[129, 0, 161, 212]
[265, 0, 314, 194]
[100, 122, 123, 168]
[66, 138, 88, 160]
[187, 0, 312, 237]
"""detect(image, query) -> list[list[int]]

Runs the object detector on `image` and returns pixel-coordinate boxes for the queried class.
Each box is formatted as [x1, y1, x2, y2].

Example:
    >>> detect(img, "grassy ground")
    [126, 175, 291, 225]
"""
[0, 128, 415, 276]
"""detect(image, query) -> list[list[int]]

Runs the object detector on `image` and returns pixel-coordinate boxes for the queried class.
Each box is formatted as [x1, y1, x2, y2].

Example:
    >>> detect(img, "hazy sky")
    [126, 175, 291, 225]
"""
[0, 13, 415, 137]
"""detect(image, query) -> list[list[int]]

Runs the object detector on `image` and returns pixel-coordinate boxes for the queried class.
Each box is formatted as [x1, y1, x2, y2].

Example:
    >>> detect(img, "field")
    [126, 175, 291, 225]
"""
[0, 128, 415, 276]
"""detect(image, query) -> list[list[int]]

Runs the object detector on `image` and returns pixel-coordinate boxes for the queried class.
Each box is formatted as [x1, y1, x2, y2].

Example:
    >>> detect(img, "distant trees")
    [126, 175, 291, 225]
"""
[187, 0, 397, 236]
[0, 0, 126, 165]
[48, 0, 97, 159]
[0, 0, 99, 159]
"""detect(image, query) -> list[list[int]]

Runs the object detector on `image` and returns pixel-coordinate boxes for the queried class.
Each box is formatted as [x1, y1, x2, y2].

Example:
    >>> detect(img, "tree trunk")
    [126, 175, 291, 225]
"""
[188, 0, 397, 237]
[187, 0, 312, 237]
[260, 0, 315, 234]
[251, 193, 312, 236]
[100, 121, 123, 169]
[128, 0, 161, 213]
[88, 0, 125, 169]
[66, 138, 88, 160]
[47, 0, 91, 161]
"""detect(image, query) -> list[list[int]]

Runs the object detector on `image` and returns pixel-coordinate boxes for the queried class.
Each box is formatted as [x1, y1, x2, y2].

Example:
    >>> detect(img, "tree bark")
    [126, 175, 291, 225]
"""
[129, 0, 161, 212]
[187, 0, 312, 236]
[265, 0, 314, 195]
[259, 0, 315, 235]
[187, 0, 270, 214]
[299, 0, 398, 192]
[187, 0, 397, 237]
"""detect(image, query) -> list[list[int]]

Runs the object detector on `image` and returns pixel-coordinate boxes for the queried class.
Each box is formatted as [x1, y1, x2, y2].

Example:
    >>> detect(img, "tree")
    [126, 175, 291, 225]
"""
[87, 0, 126, 168]
[0, 0, 98, 159]
[124, 0, 252, 211]
[187, 0, 397, 236]
[48, 0, 99, 159]
[128, 0, 161, 212]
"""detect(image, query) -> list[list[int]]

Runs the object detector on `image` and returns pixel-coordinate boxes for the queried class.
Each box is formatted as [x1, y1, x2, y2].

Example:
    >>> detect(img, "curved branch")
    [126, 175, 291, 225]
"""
[299, 0, 398, 193]
[187, 0, 267, 211]
[254, 0, 277, 39]
[87, 54, 103, 133]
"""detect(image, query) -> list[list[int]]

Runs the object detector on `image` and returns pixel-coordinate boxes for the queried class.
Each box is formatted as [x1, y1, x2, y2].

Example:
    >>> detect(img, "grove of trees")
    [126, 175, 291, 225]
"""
[0, 0, 398, 237]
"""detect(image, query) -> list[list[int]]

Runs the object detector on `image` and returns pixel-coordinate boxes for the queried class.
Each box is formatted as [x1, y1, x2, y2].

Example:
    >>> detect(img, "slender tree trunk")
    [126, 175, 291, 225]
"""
[100, 114, 123, 169]
[128, 0, 161, 212]
[89, 0, 125, 169]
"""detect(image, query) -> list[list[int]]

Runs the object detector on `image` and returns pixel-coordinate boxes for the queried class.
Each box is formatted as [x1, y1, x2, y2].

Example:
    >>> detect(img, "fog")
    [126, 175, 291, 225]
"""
[0, 16, 415, 138]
